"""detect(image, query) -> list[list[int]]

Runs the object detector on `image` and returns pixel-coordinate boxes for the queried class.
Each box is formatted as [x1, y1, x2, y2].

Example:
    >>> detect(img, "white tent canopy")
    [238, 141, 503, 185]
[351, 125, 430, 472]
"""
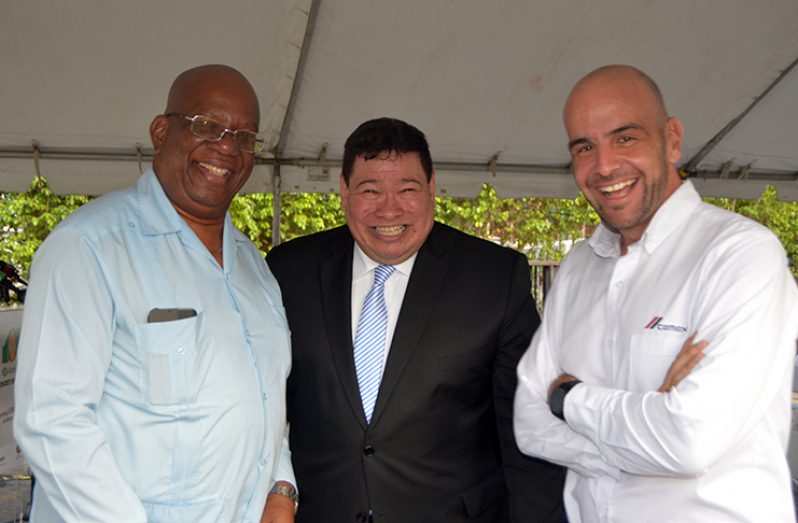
[2, 0, 798, 201]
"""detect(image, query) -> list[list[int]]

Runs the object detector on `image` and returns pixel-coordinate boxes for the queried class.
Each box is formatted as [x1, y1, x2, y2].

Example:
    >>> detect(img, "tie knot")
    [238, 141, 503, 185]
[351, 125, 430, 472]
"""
[373, 264, 395, 286]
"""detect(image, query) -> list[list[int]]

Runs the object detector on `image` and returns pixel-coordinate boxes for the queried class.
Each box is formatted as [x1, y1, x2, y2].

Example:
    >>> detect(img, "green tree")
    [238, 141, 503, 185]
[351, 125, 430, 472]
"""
[1, 177, 91, 280]
[230, 192, 345, 253]
[436, 184, 599, 261]
[3, 177, 797, 289]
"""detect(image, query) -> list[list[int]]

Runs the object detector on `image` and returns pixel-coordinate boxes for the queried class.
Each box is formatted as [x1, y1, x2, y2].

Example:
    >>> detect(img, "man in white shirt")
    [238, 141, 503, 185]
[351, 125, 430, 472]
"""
[513, 64, 798, 522]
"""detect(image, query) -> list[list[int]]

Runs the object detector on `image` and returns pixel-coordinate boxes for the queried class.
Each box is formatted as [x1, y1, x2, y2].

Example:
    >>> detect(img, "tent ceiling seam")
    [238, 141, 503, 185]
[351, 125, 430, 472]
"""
[683, 55, 798, 173]
[272, 0, 322, 158]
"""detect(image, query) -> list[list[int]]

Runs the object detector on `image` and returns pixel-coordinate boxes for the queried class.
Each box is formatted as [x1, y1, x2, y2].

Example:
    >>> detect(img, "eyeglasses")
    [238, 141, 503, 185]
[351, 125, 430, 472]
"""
[165, 113, 266, 154]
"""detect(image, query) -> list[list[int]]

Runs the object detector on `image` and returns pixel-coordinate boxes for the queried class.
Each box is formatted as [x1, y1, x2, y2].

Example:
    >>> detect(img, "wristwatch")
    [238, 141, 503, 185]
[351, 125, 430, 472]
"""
[269, 482, 298, 512]
[549, 380, 582, 422]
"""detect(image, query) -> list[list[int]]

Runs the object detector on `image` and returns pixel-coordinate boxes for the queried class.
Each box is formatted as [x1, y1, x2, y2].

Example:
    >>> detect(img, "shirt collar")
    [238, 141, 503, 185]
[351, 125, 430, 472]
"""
[135, 169, 241, 270]
[136, 169, 184, 235]
[588, 180, 701, 258]
[352, 242, 417, 281]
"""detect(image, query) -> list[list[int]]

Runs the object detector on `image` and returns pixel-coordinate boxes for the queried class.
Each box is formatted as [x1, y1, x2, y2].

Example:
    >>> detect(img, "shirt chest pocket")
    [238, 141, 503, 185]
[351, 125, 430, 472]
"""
[628, 332, 685, 392]
[136, 312, 215, 405]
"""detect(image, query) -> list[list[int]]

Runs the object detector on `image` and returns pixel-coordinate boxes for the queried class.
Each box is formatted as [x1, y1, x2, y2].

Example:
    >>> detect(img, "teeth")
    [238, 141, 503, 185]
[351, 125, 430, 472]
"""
[199, 162, 229, 176]
[600, 179, 635, 194]
[375, 225, 405, 235]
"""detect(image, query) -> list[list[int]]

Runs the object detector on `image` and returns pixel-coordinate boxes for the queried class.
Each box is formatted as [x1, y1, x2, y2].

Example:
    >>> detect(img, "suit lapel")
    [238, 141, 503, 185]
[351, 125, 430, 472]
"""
[370, 223, 450, 427]
[319, 229, 368, 427]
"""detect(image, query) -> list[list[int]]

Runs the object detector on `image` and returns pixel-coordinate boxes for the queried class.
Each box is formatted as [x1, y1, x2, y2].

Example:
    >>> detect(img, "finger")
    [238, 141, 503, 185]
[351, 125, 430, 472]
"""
[681, 332, 697, 350]
[675, 339, 708, 364]
[665, 351, 706, 392]
[671, 352, 704, 384]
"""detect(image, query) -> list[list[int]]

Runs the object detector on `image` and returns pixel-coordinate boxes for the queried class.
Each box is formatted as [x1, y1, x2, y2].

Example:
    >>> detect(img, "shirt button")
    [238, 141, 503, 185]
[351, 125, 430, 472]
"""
[363, 445, 375, 457]
[177, 347, 186, 356]
[262, 393, 268, 401]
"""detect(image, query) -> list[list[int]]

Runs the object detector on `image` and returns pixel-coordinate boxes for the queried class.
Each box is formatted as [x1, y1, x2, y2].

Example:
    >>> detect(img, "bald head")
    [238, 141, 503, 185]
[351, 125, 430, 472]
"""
[164, 64, 260, 123]
[564, 65, 668, 128]
[149, 64, 261, 225]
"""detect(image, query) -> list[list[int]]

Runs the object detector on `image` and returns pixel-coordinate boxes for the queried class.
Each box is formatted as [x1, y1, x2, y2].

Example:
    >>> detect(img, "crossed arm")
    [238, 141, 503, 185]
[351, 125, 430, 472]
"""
[548, 333, 708, 399]
[514, 235, 798, 479]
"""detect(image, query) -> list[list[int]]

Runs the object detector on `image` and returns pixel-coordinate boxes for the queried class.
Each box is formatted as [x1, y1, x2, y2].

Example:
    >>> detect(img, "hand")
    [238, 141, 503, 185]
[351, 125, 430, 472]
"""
[548, 372, 579, 404]
[260, 483, 296, 523]
[658, 333, 708, 393]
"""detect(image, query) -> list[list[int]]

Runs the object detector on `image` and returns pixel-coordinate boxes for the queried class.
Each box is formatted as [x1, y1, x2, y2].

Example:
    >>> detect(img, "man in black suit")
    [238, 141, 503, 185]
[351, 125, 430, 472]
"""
[267, 117, 564, 523]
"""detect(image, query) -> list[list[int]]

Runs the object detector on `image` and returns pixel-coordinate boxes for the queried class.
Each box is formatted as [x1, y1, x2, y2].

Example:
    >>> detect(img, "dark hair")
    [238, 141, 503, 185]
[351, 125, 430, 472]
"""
[341, 117, 433, 184]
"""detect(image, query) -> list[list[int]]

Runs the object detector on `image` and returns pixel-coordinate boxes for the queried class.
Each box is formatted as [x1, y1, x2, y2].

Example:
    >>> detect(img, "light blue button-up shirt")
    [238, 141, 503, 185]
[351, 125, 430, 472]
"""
[14, 170, 294, 523]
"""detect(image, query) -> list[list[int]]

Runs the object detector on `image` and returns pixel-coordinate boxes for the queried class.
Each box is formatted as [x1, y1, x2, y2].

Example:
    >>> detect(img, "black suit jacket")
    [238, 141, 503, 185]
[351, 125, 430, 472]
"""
[267, 223, 563, 523]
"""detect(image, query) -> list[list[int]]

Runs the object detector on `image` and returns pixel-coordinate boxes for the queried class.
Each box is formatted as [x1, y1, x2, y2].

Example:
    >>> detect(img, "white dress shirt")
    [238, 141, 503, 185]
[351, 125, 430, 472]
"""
[351, 244, 416, 371]
[514, 181, 798, 523]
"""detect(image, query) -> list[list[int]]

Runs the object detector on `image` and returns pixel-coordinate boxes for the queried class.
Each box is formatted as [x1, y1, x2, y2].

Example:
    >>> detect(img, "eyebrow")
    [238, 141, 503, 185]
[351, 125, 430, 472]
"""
[567, 137, 590, 150]
[567, 123, 645, 150]
[609, 123, 644, 136]
[354, 178, 379, 188]
[354, 178, 423, 188]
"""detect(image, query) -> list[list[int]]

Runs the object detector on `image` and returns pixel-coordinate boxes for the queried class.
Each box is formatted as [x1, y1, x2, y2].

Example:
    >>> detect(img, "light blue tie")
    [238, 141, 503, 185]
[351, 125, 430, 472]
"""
[353, 264, 396, 424]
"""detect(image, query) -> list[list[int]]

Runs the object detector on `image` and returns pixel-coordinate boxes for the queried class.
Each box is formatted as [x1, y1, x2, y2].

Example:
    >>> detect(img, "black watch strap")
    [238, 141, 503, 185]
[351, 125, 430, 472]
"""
[550, 379, 582, 422]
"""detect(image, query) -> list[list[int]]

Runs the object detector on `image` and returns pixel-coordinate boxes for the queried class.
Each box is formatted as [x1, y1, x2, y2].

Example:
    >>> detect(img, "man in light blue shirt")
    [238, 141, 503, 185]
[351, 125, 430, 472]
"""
[14, 64, 297, 523]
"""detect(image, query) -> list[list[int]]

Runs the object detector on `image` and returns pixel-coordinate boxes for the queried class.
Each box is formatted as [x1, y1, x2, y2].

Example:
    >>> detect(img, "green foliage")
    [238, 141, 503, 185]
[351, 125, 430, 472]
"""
[0, 177, 91, 280]
[3, 178, 798, 291]
[436, 184, 600, 260]
[230, 192, 345, 254]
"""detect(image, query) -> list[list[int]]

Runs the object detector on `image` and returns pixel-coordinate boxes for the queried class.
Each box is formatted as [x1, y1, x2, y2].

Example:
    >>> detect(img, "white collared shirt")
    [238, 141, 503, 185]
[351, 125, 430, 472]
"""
[351, 244, 416, 370]
[514, 181, 798, 522]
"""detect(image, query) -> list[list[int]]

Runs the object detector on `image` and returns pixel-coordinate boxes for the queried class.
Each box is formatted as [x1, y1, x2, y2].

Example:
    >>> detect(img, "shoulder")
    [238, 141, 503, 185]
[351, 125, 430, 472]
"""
[557, 238, 593, 270]
[694, 201, 774, 237]
[690, 202, 786, 259]
[429, 222, 526, 265]
[267, 225, 350, 268]
[685, 203, 790, 285]
[424, 223, 530, 290]
[43, 187, 137, 248]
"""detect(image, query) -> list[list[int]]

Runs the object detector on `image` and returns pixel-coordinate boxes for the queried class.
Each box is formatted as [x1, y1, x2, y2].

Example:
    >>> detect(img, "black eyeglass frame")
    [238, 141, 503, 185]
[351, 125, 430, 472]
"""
[164, 113, 265, 154]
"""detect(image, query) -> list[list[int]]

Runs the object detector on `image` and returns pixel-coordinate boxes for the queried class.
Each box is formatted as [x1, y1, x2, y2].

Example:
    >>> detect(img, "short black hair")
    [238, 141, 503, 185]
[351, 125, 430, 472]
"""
[341, 117, 433, 184]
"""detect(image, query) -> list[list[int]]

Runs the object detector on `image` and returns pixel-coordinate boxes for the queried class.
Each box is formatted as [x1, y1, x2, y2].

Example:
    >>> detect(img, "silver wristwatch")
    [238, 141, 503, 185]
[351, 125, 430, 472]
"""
[269, 482, 298, 511]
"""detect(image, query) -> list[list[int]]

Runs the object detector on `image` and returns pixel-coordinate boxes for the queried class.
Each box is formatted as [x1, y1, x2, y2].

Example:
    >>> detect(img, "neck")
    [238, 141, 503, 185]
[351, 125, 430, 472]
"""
[180, 214, 225, 266]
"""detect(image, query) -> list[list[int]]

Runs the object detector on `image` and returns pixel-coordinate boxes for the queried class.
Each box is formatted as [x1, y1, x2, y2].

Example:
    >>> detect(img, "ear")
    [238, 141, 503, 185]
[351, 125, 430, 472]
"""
[339, 175, 349, 208]
[149, 115, 169, 154]
[428, 170, 437, 200]
[665, 116, 684, 165]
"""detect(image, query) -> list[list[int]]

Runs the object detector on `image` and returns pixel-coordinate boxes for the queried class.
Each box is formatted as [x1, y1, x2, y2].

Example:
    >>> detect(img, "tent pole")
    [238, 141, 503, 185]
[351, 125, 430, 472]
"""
[272, 163, 282, 248]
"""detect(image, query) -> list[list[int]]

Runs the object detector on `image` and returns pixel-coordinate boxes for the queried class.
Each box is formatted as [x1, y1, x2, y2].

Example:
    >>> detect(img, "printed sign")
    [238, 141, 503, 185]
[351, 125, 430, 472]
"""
[0, 308, 24, 473]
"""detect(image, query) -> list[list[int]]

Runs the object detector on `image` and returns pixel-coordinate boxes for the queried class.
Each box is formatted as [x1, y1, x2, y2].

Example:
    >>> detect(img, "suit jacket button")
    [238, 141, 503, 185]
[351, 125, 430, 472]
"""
[356, 511, 368, 522]
[363, 445, 375, 457]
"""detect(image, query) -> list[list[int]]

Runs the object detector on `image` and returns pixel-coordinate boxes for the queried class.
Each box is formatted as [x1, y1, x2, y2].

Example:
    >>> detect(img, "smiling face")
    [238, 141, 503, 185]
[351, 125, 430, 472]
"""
[341, 151, 436, 265]
[150, 65, 260, 225]
[564, 66, 683, 250]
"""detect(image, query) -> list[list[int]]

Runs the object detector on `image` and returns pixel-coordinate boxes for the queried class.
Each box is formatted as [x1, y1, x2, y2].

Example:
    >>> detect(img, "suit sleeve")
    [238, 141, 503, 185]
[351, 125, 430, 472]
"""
[494, 253, 565, 523]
